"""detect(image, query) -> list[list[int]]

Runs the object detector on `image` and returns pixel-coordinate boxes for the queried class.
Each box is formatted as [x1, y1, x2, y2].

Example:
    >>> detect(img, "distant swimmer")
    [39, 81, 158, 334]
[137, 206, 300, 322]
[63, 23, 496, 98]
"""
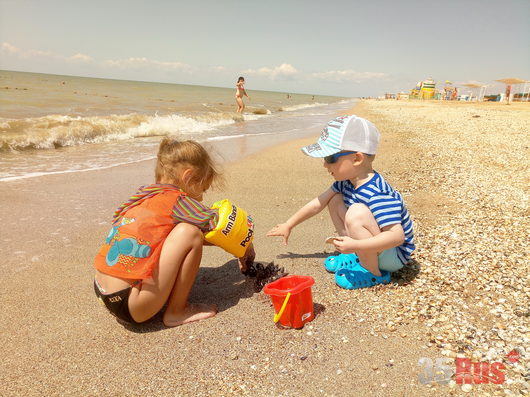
[235, 76, 250, 113]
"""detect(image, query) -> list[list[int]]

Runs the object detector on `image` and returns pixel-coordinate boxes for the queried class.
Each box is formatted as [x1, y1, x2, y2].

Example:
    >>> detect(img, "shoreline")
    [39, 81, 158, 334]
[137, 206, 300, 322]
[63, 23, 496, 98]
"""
[0, 119, 328, 183]
[0, 98, 357, 182]
[1, 100, 528, 396]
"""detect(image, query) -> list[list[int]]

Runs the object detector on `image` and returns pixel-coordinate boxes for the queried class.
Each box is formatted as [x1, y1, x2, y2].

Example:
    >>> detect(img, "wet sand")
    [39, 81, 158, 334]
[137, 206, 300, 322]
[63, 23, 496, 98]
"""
[1, 100, 528, 396]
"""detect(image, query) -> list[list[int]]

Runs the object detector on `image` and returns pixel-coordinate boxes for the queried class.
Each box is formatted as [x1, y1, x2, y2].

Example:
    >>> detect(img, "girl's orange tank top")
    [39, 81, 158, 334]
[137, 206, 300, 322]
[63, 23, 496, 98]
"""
[94, 185, 184, 279]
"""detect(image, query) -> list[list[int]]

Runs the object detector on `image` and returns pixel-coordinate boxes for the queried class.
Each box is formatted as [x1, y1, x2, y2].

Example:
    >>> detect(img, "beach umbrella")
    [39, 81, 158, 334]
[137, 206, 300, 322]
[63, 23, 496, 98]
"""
[462, 82, 487, 101]
[496, 77, 528, 85]
[495, 78, 530, 102]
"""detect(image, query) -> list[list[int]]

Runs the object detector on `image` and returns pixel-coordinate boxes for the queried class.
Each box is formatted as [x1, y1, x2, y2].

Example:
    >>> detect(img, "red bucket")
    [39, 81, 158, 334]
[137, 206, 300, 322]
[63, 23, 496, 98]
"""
[263, 275, 315, 328]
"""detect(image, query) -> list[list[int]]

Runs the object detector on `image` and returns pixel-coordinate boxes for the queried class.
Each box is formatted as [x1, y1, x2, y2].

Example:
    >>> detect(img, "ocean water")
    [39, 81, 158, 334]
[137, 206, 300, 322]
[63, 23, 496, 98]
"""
[0, 70, 355, 181]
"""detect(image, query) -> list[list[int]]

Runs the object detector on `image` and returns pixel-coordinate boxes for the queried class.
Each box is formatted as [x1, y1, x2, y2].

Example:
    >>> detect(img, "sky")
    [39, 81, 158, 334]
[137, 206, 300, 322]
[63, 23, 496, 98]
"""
[1, 0, 529, 97]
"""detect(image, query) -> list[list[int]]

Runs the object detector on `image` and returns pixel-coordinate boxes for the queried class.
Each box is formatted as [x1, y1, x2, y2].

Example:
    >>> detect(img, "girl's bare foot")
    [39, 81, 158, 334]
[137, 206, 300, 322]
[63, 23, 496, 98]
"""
[163, 303, 217, 327]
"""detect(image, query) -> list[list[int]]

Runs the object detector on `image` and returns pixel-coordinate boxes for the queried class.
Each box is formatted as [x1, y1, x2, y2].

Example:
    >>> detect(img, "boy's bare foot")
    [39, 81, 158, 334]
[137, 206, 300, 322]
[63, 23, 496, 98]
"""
[163, 303, 217, 327]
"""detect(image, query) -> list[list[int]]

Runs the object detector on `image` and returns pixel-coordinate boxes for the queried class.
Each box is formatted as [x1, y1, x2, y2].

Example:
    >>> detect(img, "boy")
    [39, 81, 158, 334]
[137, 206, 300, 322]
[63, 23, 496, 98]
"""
[267, 115, 415, 289]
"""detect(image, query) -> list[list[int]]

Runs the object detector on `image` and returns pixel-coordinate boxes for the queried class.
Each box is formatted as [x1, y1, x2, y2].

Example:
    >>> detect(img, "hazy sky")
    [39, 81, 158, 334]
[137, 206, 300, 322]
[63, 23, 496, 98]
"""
[1, 0, 529, 97]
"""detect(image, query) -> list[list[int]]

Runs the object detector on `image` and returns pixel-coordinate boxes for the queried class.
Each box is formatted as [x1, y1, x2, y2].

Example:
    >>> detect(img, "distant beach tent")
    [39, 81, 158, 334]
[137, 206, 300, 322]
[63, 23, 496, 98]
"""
[409, 82, 421, 99]
[462, 82, 487, 101]
[495, 77, 530, 102]
[419, 78, 436, 99]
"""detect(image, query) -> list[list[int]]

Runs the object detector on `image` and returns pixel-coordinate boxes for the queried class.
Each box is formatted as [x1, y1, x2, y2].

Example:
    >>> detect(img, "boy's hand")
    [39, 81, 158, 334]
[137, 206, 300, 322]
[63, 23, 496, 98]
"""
[266, 223, 291, 245]
[332, 236, 357, 254]
[238, 243, 256, 273]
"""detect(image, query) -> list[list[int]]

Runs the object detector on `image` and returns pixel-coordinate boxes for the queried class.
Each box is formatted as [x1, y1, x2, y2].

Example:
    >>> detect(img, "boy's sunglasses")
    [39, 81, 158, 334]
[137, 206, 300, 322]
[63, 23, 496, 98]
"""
[324, 151, 356, 164]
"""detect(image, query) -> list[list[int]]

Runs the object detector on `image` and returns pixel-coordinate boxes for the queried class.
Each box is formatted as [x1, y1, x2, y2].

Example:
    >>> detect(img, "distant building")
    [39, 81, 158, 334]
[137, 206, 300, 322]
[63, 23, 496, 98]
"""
[410, 78, 436, 99]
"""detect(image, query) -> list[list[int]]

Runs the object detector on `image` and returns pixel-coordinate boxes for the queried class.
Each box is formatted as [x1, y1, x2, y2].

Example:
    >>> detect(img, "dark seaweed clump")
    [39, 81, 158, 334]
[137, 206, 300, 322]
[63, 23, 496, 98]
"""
[242, 261, 288, 292]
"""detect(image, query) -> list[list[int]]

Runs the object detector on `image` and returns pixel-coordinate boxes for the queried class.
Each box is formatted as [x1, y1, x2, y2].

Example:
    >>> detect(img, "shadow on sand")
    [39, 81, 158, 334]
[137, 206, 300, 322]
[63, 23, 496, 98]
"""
[121, 259, 257, 333]
[275, 251, 331, 260]
[120, 258, 416, 333]
[277, 252, 422, 286]
[391, 259, 421, 285]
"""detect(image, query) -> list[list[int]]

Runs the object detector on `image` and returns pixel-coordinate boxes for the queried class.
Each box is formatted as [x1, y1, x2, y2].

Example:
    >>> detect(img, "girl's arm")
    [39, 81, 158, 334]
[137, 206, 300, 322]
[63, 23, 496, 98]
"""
[171, 195, 218, 232]
[267, 188, 336, 245]
[238, 242, 255, 272]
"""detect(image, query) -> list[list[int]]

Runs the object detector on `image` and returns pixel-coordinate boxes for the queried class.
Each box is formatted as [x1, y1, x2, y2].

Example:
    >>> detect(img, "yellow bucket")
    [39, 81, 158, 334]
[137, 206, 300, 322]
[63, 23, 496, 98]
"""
[204, 199, 254, 257]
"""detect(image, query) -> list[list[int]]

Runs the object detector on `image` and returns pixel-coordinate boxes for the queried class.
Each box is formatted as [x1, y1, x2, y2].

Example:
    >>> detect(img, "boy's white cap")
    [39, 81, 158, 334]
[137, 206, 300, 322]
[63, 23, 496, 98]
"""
[301, 115, 380, 157]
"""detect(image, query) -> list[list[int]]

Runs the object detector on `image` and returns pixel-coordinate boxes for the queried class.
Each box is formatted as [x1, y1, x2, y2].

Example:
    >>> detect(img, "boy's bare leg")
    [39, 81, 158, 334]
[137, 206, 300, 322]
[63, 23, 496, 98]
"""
[344, 203, 382, 276]
[128, 223, 217, 326]
[327, 194, 348, 235]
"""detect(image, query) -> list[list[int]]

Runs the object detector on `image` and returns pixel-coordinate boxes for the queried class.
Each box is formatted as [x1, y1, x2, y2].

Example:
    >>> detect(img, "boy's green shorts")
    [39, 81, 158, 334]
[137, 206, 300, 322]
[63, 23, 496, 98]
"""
[379, 247, 404, 272]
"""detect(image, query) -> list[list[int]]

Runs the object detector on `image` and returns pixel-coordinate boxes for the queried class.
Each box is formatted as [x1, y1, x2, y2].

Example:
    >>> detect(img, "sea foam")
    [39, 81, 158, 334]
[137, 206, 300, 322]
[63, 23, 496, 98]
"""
[0, 112, 239, 151]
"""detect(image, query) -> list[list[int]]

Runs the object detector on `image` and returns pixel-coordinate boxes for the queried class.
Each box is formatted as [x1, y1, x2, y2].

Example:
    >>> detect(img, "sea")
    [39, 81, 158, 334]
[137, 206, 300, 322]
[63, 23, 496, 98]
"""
[0, 70, 356, 182]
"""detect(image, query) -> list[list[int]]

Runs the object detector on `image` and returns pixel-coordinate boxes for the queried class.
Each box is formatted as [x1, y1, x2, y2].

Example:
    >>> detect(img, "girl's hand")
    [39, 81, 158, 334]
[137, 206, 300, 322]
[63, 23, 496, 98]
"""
[238, 243, 255, 273]
[266, 223, 291, 245]
[332, 236, 357, 254]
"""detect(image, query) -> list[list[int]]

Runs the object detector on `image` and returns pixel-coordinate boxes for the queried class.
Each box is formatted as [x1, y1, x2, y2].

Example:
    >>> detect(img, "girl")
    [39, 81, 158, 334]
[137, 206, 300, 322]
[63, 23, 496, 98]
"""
[235, 76, 250, 113]
[94, 138, 255, 327]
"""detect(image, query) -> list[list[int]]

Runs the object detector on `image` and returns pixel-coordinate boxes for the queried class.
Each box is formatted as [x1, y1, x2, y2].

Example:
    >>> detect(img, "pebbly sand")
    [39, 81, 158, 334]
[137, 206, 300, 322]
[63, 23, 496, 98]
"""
[1, 100, 528, 396]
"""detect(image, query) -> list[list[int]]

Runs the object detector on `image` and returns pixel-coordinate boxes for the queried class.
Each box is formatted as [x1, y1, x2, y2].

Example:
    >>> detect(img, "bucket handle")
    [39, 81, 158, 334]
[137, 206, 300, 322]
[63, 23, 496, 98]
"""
[273, 292, 291, 323]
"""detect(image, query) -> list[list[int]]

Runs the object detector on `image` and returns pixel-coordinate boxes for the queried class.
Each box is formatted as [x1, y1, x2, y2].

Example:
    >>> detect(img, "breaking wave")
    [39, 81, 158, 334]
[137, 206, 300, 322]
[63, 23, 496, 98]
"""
[0, 99, 344, 152]
[0, 112, 240, 152]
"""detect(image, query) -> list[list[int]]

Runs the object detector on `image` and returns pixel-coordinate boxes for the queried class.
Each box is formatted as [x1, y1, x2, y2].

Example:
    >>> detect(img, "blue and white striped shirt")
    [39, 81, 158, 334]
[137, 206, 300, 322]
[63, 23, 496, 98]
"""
[331, 172, 415, 264]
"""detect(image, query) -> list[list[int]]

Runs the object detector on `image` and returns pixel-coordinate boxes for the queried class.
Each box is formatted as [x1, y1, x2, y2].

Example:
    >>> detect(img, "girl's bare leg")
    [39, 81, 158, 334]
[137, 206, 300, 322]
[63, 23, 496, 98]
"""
[344, 203, 382, 276]
[128, 223, 217, 326]
[162, 224, 217, 327]
[236, 96, 244, 113]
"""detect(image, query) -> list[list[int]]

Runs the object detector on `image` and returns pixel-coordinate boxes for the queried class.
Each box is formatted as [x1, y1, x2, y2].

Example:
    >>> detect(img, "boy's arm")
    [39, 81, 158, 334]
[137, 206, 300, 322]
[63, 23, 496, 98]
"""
[267, 188, 337, 245]
[333, 223, 405, 253]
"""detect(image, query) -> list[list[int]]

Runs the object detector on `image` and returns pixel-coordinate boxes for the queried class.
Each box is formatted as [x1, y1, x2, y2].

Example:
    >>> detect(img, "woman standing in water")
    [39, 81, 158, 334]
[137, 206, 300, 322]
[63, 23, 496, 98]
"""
[235, 76, 250, 113]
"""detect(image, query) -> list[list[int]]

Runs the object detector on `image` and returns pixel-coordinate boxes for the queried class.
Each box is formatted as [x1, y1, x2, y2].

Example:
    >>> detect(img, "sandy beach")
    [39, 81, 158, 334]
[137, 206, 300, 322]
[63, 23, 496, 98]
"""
[1, 100, 528, 396]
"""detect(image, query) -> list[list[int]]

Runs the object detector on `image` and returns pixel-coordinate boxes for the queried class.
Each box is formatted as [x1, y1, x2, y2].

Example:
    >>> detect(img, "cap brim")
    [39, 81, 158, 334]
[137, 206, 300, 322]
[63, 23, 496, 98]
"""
[300, 143, 340, 158]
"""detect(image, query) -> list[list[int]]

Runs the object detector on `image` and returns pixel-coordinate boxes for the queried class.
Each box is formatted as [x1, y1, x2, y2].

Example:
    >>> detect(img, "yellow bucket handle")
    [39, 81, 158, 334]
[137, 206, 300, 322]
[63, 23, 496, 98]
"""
[273, 292, 291, 323]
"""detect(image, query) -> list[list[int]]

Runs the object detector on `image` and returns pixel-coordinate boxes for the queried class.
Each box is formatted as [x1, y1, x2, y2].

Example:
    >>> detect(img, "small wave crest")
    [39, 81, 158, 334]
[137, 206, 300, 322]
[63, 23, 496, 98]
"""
[127, 113, 235, 137]
[249, 107, 271, 115]
[0, 112, 238, 151]
[279, 102, 327, 112]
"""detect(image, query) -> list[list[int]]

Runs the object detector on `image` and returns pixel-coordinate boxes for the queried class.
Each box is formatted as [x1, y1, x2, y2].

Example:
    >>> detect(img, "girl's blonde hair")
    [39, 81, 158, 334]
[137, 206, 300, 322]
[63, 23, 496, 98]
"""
[155, 138, 221, 197]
